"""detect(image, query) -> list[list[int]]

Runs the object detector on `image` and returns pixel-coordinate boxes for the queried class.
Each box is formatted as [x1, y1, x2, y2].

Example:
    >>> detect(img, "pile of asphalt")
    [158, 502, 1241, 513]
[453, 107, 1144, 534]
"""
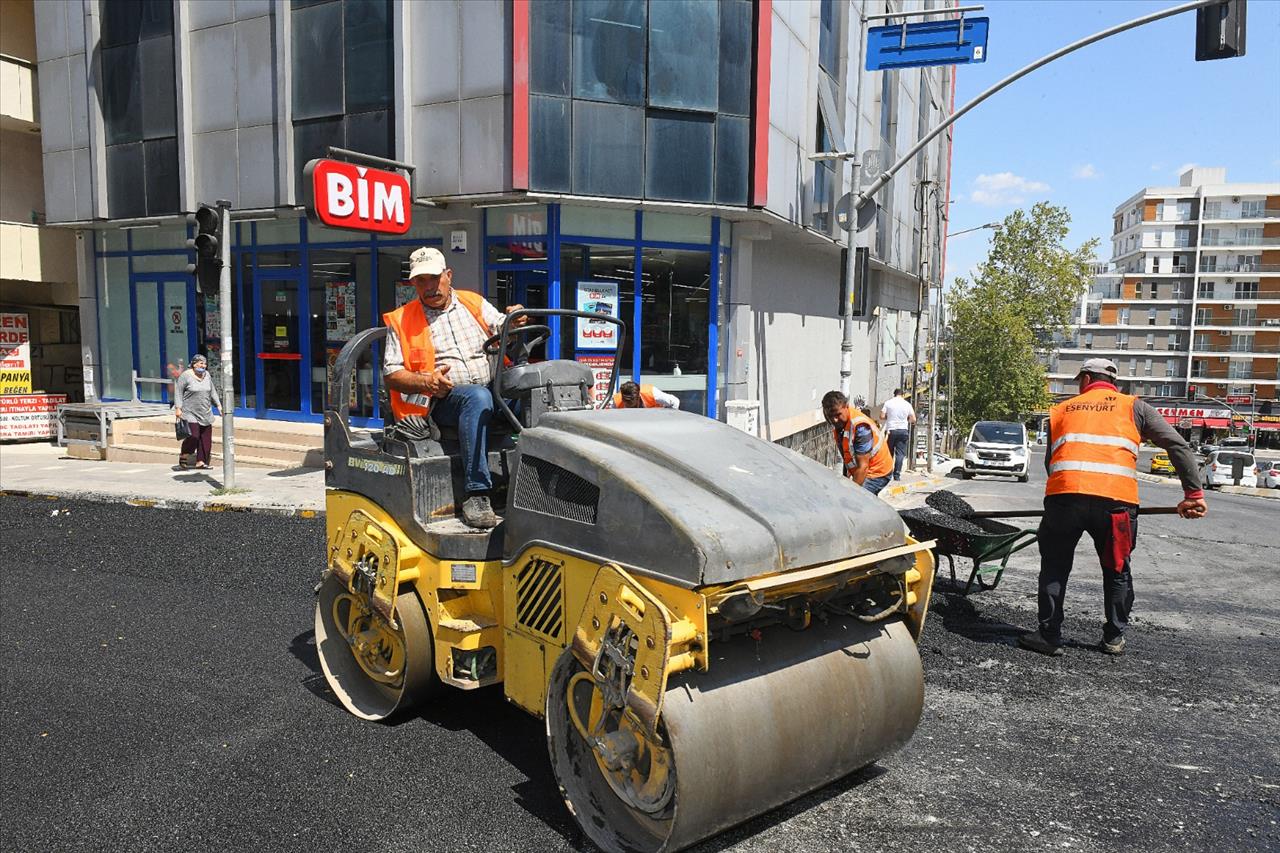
[900, 506, 985, 537]
[925, 489, 978, 519]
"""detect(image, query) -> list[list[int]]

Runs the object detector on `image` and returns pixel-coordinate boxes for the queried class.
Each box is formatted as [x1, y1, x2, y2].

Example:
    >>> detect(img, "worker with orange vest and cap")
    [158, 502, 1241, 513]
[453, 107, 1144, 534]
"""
[383, 247, 526, 529]
[822, 390, 894, 496]
[1019, 357, 1207, 658]
[613, 381, 681, 410]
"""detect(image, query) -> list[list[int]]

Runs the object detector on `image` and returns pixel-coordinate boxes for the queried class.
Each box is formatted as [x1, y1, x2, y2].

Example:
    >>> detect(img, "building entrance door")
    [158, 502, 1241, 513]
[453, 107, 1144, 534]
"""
[131, 275, 195, 402]
[254, 270, 308, 417]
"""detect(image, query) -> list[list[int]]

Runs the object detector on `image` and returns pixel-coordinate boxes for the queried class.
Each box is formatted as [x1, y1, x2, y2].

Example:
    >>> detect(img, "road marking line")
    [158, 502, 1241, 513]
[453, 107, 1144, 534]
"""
[40, 465, 64, 471]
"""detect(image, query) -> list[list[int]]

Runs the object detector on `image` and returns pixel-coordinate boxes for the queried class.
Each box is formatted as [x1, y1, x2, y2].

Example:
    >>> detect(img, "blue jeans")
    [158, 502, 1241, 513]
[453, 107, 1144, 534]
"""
[887, 429, 910, 480]
[862, 475, 891, 496]
[429, 384, 494, 494]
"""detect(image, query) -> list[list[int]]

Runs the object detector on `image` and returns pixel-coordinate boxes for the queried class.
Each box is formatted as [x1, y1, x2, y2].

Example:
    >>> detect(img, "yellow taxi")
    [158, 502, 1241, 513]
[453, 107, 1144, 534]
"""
[1149, 451, 1175, 475]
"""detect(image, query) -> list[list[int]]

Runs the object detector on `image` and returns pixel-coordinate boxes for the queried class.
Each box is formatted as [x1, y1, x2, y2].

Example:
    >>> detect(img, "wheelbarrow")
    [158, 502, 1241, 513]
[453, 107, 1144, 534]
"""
[899, 512, 1038, 595]
[899, 506, 1184, 595]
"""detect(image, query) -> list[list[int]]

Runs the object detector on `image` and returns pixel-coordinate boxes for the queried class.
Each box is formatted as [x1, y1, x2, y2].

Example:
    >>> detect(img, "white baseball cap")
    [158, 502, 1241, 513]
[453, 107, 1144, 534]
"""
[1075, 357, 1119, 379]
[408, 246, 447, 279]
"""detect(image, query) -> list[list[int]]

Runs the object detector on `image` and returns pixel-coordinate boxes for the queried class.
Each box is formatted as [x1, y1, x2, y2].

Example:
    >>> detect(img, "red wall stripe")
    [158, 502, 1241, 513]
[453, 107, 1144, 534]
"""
[750, 0, 772, 208]
[512, 0, 531, 190]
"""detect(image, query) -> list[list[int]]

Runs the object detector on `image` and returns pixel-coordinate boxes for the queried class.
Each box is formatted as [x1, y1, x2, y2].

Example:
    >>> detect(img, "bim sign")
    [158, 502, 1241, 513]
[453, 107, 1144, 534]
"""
[304, 158, 411, 235]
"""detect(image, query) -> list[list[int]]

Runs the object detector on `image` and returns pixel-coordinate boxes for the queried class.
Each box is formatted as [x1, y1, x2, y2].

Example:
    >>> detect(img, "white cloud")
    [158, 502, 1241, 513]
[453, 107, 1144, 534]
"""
[969, 172, 1050, 206]
[1072, 164, 1099, 180]
[1150, 163, 1164, 172]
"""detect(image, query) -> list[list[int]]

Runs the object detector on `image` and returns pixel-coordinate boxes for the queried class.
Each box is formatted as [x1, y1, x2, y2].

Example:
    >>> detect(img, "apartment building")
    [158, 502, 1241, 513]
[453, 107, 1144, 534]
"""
[1052, 168, 1280, 411]
[0, 0, 82, 407]
[27, 0, 955, 454]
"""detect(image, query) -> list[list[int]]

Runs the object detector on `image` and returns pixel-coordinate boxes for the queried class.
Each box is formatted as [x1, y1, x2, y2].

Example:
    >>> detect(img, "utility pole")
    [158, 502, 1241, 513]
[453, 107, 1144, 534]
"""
[217, 200, 235, 488]
[909, 180, 933, 469]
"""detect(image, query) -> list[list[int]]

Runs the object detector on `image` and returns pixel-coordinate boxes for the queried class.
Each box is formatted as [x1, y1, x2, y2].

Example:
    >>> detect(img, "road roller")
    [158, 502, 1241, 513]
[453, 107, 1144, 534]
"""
[315, 309, 935, 852]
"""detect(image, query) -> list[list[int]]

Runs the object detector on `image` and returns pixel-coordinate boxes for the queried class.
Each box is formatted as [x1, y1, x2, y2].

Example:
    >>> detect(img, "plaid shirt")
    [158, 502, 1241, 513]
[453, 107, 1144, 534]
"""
[383, 292, 506, 385]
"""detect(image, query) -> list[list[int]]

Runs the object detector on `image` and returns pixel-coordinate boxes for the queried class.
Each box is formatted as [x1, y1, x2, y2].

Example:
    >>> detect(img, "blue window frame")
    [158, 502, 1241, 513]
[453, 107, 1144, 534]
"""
[485, 203, 723, 416]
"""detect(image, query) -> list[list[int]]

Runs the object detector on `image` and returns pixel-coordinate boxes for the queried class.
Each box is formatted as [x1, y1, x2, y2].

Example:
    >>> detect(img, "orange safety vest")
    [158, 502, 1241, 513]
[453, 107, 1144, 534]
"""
[382, 290, 490, 420]
[1045, 386, 1141, 504]
[834, 413, 894, 480]
[613, 384, 663, 409]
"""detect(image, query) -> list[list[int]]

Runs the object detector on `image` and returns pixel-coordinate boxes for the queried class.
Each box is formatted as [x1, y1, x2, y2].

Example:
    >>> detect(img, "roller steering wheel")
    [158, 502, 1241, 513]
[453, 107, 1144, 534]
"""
[483, 324, 552, 365]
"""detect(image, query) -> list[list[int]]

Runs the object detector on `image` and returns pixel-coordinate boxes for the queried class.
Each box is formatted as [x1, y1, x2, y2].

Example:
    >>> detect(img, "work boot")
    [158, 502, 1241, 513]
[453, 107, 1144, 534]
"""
[1099, 636, 1125, 656]
[1018, 630, 1064, 656]
[461, 495, 499, 529]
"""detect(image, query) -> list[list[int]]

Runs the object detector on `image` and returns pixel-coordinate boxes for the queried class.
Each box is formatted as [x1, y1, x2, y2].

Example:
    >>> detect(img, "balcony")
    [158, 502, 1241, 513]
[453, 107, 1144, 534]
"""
[1199, 262, 1280, 274]
[1202, 235, 1280, 247]
[0, 53, 38, 128]
[1241, 209, 1280, 220]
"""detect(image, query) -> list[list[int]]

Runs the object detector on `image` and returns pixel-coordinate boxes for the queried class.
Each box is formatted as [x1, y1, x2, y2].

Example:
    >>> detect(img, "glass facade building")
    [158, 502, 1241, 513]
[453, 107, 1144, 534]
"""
[38, 0, 955, 447]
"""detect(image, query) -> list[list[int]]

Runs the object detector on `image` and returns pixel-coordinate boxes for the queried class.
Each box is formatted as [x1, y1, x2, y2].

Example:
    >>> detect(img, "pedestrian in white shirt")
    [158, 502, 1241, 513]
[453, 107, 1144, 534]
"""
[880, 388, 916, 482]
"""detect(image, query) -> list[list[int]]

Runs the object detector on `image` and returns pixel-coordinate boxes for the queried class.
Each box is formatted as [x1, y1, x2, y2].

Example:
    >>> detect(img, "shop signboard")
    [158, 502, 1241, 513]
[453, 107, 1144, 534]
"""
[0, 312, 33, 394]
[0, 393, 66, 440]
[1225, 394, 1254, 405]
[575, 281, 619, 350]
[303, 158, 411, 235]
[575, 355, 615, 407]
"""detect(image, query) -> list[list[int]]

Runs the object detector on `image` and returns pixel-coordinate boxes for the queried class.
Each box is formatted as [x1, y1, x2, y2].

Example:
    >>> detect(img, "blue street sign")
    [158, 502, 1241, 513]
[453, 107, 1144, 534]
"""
[866, 17, 990, 71]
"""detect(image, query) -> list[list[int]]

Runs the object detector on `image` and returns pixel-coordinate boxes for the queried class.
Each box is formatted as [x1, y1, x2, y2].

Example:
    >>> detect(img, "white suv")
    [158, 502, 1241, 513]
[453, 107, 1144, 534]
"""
[1200, 450, 1260, 489]
[963, 421, 1030, 482]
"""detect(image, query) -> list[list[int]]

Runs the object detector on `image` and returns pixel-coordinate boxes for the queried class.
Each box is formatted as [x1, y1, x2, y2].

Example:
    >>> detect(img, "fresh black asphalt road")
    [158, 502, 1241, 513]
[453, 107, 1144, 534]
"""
[2, 477, 1277, 852]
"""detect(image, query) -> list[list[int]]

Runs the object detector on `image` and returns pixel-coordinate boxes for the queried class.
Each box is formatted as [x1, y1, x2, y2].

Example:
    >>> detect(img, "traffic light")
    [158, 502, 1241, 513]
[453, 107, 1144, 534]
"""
[186, 204, 222, 294]
[1195, 0, 1246, 61]
[1188, 384, 1198, 399]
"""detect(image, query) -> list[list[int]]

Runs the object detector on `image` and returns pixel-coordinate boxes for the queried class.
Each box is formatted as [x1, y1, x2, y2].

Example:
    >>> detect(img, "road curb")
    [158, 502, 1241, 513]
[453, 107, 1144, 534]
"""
[882, 474, 952, 500]
[0, 488, 323, 518]
[1135, 472, 1280, 500]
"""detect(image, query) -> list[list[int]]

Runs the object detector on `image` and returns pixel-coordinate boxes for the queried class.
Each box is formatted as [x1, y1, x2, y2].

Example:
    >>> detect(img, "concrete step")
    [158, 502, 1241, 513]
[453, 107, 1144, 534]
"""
[107, 443, 283, 470]
[117, 415, 323, 446]
[111, 429, 323, 467]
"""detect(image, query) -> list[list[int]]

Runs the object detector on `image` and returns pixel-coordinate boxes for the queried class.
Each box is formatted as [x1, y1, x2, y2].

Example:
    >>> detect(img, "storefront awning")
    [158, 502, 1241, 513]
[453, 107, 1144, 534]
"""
[1202, 418, 1231, 429]
[1253, 421, 1280, 431]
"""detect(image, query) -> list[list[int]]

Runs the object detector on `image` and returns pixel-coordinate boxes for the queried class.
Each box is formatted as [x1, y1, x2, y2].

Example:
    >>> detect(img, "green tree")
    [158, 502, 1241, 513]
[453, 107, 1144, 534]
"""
[950, 202, 1095, 430]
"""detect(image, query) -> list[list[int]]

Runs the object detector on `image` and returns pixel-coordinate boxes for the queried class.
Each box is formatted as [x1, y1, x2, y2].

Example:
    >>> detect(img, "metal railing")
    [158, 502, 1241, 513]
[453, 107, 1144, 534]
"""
[1199, 263, 1280, 273]
[1241, 209, 1280, 219]
[1201, 235, 1280, 247]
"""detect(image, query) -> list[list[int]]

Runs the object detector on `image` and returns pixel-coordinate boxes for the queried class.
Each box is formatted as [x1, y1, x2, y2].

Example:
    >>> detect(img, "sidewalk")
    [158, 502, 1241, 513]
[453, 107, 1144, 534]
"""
[1137, 469, 1280, 500]
[880, 467, 956, 506]
[0, 442, 323, 515]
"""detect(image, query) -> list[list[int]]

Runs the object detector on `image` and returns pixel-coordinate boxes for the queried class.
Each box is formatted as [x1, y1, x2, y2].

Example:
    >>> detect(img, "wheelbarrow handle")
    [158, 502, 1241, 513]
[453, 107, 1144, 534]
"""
[967, 506, 1183, 519]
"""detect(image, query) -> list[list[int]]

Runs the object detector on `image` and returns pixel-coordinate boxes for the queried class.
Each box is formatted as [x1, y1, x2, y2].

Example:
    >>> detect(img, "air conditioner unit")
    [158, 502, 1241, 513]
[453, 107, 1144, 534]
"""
[1224, 304, 1235, 311]
[1219, 330, 1231, 337]
[1232, 197, 1241, 203]
[1226, 278, 1234, 284]
[1219, 357, 1229, 364]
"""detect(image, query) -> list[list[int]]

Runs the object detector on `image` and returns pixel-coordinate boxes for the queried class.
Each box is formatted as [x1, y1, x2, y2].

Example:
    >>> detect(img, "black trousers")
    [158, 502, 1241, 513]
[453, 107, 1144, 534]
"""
[1036, 493, 1137, 643]
[181, 422, 214, 466]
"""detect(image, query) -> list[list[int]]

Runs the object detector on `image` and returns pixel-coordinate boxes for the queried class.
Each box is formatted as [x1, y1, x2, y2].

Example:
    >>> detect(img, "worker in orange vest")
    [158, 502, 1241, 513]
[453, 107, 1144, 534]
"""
[613, 381, 680, 409]
[1020, 358, 1207, 658]
[822, 390, 894, 496]
[382, 247, 526, 529]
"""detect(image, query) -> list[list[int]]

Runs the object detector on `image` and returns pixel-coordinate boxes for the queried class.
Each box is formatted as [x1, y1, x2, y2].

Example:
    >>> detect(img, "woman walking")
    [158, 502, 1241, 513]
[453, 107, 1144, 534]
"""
[174, 354, 221, 469]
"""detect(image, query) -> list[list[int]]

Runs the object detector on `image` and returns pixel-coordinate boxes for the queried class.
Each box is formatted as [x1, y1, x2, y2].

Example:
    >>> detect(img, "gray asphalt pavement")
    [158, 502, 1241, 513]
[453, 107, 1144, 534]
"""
[2, 480, 1277, 852]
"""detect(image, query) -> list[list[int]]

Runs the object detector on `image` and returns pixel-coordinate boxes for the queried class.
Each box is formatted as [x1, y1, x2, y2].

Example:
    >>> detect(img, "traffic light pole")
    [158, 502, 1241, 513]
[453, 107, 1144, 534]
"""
[217, 200, 235, 488]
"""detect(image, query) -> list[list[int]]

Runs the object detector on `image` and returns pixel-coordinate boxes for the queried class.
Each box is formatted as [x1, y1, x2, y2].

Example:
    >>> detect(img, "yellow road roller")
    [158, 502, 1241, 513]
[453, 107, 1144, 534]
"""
[315, 310, 935, 852]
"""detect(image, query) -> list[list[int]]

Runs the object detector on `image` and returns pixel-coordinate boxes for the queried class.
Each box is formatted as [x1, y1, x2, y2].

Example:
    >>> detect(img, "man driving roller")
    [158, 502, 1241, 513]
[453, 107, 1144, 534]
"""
[383, 246, 525, 530]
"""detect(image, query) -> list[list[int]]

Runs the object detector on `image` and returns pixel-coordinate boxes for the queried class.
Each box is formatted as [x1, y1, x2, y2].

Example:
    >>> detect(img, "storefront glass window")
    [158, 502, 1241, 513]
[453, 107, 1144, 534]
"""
[308, 248, 375, 419]
[645, 111, 715, 203]
[399, 214, 447, 243]
[559, 243, 638, 381]
[641, 211, 713, 244]
[98, 257, 133, 400]
[254, 218, 301, 246]
[129, 223, 186, 252]
[97, 230, 128, 253]
[561, 205, 634, 240]
[638, 247, 710, 412]
[487, 205, 548, 236]
[132, 253, 189, 273]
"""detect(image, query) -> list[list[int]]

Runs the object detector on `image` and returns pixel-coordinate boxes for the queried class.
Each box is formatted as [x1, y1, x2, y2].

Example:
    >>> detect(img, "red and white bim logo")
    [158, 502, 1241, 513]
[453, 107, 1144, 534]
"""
[304, 158, 411, 235]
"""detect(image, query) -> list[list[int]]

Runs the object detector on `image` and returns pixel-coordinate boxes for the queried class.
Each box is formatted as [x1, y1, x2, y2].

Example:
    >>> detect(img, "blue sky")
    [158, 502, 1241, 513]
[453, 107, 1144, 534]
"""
[940, 0, 1280, 290]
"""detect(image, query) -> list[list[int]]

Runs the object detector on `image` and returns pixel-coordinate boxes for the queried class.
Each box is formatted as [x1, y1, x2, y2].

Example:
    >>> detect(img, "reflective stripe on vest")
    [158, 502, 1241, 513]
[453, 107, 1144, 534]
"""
[382, 291, 490, 421]
[1045, 387, 1141, 503]
[834, 413, 894, 480]
[613, 384, 661, 408]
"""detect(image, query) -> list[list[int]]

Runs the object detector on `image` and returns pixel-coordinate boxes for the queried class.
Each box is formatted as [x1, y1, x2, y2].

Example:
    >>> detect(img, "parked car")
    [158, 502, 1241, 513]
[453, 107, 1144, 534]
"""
[1199, 450, 1260, 489]
[1260, 460, 1280, 489]
[1149, 451, 1175, 476]
[1219, 436, 1251, 449]
[915, 450, 963, 474]
[962, 421, 1030, 482]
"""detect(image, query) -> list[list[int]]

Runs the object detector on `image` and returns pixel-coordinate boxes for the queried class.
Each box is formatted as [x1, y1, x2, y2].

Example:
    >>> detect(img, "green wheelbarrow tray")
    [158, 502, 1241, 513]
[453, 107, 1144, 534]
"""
[900, 515, 1039, 595]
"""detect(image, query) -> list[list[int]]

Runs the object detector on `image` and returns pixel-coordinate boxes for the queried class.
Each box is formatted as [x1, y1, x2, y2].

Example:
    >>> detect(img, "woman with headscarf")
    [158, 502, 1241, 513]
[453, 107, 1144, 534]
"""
[174, 354, 221, 469]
